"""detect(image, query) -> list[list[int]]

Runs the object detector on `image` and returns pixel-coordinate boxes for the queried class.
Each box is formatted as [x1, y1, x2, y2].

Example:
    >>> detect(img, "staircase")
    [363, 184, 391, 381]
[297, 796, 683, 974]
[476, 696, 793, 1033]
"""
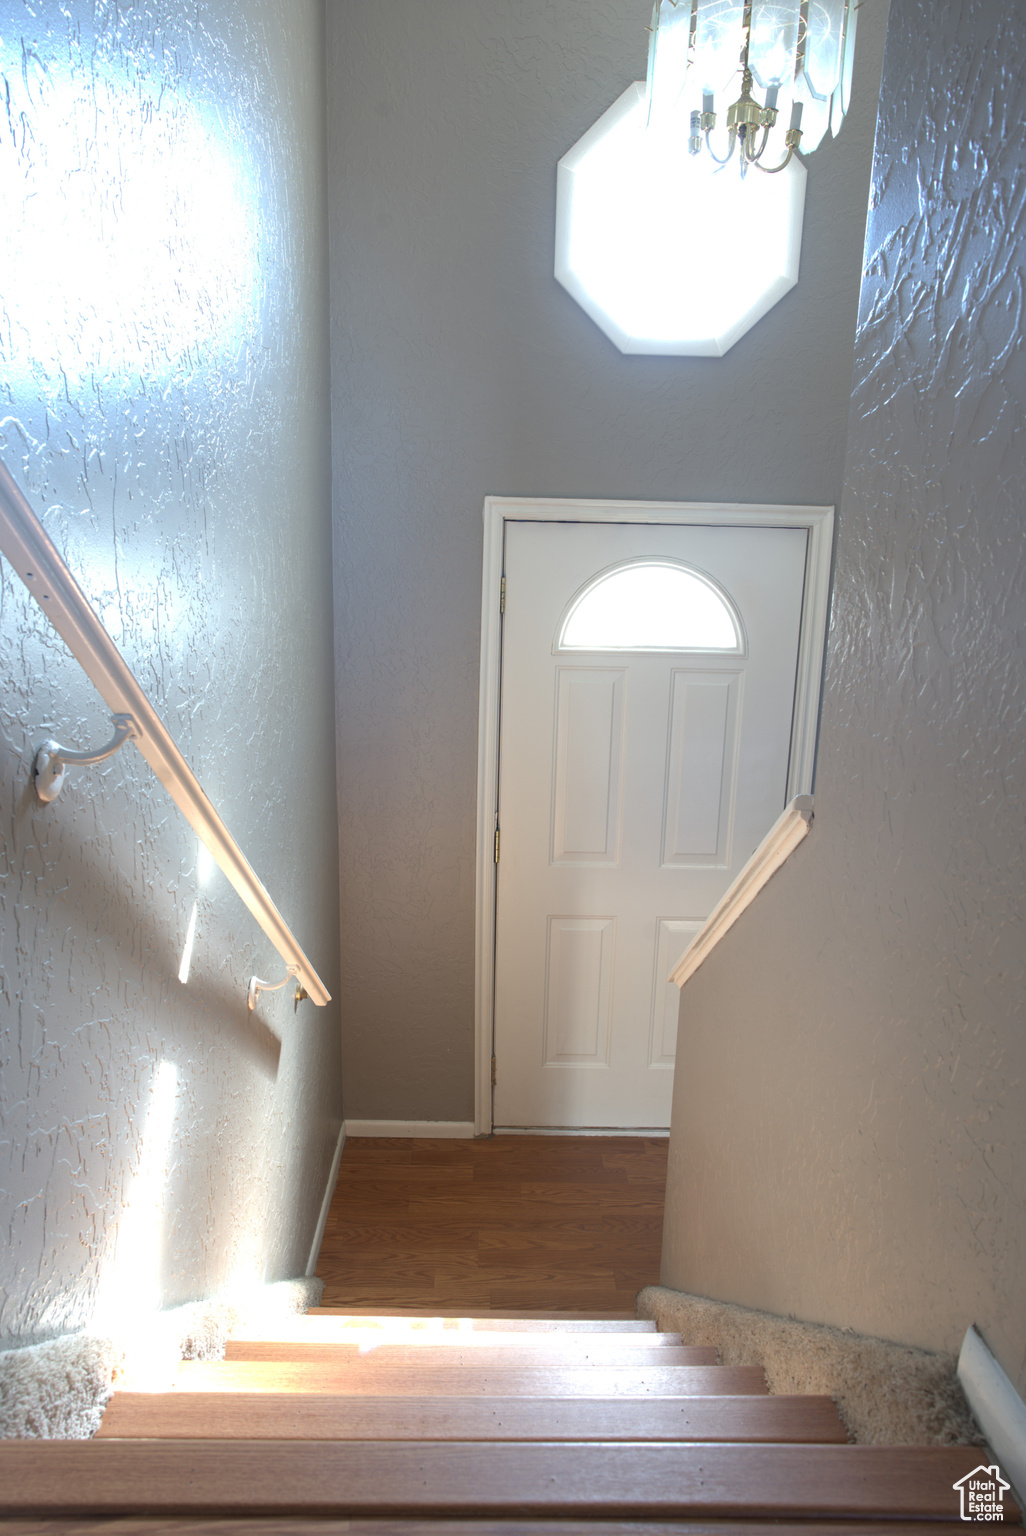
[0, 1308, 1019, 1528]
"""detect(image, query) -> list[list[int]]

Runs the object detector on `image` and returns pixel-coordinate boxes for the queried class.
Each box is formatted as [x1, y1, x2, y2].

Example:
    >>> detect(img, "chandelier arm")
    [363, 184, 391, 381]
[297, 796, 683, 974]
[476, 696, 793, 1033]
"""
[741, 124, 773, 164]
[753, 122, 804, 174]
[754, 144, 797, 174]
[703, 126, 737, 166]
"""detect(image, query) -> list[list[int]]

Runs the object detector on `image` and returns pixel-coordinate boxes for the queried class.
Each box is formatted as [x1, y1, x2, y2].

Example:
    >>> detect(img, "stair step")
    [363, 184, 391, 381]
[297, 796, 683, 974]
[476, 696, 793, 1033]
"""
[98, 1389, 848, 1442]
[0, 1440, 1012, 1521]
[307, 1309, 654, 1328]
[174, 1360, 768, 1396]
[232, 1318, 680, 1348]
[222, 1341, 716, 1368]
[0, 1522, 1000, 1536]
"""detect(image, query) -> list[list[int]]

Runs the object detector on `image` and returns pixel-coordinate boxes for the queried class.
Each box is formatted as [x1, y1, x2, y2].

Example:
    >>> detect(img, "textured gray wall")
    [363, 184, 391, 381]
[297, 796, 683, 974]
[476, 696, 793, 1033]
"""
[661, 0, 1026, 1391]
[0, 0, 341, 1343]
[326, 0, 888, 1121]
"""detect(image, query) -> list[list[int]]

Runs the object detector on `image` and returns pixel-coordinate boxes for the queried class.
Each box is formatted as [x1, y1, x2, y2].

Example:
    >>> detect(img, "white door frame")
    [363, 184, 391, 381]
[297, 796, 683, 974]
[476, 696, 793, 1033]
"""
[474, 496, 834, 1136]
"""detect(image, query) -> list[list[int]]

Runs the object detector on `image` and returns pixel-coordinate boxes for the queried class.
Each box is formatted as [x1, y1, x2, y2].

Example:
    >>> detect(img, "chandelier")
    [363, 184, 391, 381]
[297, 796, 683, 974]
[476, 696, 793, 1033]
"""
[645, 0, 859, 174]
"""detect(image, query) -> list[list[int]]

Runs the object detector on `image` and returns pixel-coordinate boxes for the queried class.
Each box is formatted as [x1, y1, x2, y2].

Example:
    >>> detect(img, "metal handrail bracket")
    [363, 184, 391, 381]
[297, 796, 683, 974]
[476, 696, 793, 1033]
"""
[0, 460, 331, 1008]
[33, 713, 138, 804]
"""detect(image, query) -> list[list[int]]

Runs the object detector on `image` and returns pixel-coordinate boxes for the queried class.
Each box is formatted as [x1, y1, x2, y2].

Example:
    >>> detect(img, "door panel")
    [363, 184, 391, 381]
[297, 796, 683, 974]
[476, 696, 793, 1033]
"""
[543, 916, 616, 1065]
[551, 668, 626, 864]
[649, 918, 702, 1067]
[493, 520, 806, 1129]
[661, 671, 741, 867]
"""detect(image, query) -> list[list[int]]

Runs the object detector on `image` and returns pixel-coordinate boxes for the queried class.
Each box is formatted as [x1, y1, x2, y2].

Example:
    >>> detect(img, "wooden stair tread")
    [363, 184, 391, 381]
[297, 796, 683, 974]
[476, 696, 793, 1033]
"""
[0, 1523, 1006, 1536]
[222, 1341, 715, 1367]
[0, 1441, 1013, 1520]
[230, 1320, 679, 1348]
[0, 1524, 1004, 1536]
[307, 1308, 650, 1326]
[98, 1389, 847, 1441]
[174, 1360, 768, 1396]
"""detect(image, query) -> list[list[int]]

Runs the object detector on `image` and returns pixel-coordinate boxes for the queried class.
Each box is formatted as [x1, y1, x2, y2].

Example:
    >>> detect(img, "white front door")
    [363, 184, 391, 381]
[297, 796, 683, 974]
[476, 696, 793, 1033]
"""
[492, 519, 808, 1129]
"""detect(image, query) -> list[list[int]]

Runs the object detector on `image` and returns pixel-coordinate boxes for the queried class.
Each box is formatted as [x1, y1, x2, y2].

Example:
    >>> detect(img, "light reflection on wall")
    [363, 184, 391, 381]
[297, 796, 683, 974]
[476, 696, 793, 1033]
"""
[178, 902, 199, 984]
[223, 1203, 272, 1304]
[0, 53, 258, 387]
[197, 841, 216, 888]
[92, 1059, 179, 1332]
[177, 841, 217, 985]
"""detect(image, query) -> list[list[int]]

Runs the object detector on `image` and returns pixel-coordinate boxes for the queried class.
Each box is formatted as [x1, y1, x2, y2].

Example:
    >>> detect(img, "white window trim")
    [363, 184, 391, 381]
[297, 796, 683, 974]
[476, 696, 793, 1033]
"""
[474, 496, 834, 1136]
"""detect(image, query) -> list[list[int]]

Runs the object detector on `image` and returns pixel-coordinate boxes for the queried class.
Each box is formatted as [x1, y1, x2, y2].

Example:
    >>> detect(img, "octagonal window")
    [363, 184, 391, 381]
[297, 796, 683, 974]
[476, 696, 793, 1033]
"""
[555, 83, 807, 356]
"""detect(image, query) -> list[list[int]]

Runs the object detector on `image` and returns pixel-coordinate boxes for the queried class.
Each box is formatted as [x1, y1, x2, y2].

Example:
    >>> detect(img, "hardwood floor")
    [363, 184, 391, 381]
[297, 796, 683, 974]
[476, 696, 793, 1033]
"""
[315, 1135, 668, 1316]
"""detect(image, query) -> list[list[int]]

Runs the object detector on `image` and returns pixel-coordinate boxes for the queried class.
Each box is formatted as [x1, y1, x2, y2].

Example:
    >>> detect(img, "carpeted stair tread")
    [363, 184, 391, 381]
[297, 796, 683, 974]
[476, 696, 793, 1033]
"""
[0, 1440, 1013, 1520]
[173, 1359, 769, 1396]
[97, 1388, 848, 1441]
[636, 1287, 983, 1448]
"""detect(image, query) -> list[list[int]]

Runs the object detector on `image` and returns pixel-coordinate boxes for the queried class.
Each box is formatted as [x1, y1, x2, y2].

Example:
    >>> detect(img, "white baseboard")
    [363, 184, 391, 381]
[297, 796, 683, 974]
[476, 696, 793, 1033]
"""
[343, 1119, 476, 1139]
[493, 1126, 670, 1137]
[305, 1121, 346, 1276]
[341, 1120, 666, 1139]
[958, 1324, 1026, 1509]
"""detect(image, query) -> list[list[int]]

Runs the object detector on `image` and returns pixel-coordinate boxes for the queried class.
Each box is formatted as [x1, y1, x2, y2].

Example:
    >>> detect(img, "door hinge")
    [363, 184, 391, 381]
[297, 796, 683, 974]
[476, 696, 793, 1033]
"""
[494, 822, 500, 863]
[500, 576, 506, 614]
[491, 1053, 497, 1087]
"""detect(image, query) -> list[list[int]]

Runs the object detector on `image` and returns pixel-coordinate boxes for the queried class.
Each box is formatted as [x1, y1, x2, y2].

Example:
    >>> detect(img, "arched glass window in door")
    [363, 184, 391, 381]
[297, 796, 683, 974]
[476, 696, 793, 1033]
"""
[557, 559, 744, 653]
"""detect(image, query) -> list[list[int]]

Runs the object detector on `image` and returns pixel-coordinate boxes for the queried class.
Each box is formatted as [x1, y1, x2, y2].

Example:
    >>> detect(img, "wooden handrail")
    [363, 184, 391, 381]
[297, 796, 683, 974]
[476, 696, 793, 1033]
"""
[0, 460, 330, 1007]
